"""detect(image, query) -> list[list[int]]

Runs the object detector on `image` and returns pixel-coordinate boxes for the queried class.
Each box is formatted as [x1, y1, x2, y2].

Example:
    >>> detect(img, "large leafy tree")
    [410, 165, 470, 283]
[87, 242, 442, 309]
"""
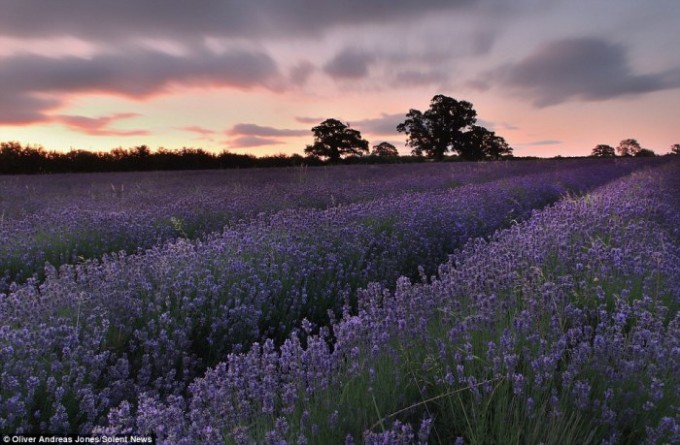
[397, 95, 477, 160]
[591, 144, 616, 157]
[397, 95, 511, 161]
[616, 138, 642, 157]
[304, 119, 369, 161]
[670, 144, 680, 155]
[461, 125, 512, 160]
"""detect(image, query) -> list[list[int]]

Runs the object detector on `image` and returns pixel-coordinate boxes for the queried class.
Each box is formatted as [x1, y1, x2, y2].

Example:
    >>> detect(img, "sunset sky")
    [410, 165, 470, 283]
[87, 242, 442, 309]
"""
[1, 1, 679, 158]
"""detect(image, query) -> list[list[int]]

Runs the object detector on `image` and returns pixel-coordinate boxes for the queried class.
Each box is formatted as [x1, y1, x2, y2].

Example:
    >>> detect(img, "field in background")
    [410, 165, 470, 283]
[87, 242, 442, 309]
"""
[1, 158, 678, 443]
[0, 159, 629, 289]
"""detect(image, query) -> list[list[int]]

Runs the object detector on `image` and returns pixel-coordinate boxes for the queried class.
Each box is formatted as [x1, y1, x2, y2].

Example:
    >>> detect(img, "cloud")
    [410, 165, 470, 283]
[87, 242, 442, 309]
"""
[519, 140, 561, 146]
[470, 29, 496, 54]
[322, 38, 465, 87]
[0, 1, 474, 41]
[225, 122, 309, 148]
[295, 116, 326, 125]
[0, 35, 101, 59]
[2, 50, 279, 97]
[227, 136, 285, 148]
[391, 70, 448, 87]
[295, 114, 404, 136]
[476, 119, 519, 132]
[228, 123, 307, 137]
[180, 125, 220, 143]
[0, 1, 510, 126]
[54, 112, 149, 136]
[180, 126, 218, 136]
[486, 37, 680, 107]
[225, 117, 401, 146]
[324, 49, 375, 80]
[0, 48, 280, 125]
[289, 61, 315, 86]
[0, 92, 58, 125]
[352, 113, 405, 135]
[323, 46, 454, 86]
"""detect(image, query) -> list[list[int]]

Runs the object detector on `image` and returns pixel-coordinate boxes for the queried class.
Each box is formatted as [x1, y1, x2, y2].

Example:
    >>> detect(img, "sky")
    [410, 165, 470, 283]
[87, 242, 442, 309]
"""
[1, 0, 679, 158]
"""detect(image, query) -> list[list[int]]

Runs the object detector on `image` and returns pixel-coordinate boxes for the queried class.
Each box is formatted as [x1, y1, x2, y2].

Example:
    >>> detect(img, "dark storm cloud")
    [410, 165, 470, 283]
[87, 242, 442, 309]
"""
[324, 49, 376, 80]
[0, 49, 280, 124]
[488, 37, 680, 107]
[0, 0, 475, 41]
[228, 123, 307, 137]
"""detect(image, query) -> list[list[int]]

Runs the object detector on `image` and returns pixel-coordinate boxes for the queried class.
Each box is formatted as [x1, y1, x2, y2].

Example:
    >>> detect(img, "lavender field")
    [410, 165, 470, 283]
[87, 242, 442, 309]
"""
[1, 158, 679, 443]
[0, 160, 585, 291]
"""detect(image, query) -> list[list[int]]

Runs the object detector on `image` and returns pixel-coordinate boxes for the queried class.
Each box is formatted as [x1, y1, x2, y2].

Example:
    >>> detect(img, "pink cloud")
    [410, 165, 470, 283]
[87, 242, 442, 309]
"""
[227, 123, 307, 137]
[0, 49, 281, 125]
[226, 136, 285, 148]
[180, 125, 218, 136]
[54, 112, 149, 136]
[295, 116, 326, 124]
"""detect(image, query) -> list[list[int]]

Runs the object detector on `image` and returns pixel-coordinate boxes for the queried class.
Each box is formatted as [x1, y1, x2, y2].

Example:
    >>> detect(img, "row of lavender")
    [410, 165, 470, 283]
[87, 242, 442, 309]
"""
[0, 162, 513, 288]
[114, 162, 680, 444]
[0, 159, 653, 291]
[0, 161, 646, 434]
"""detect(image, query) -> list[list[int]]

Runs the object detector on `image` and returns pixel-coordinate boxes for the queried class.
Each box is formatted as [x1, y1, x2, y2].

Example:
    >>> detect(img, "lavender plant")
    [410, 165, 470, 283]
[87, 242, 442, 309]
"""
[113, 162, 680, 444]
[0, 159, 657, 291]
[0, 159, 671, 435]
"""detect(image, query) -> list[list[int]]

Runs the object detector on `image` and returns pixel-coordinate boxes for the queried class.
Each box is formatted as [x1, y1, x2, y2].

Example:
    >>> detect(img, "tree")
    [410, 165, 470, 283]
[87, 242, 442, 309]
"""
[461, 125, 512, 160]
[591, 144, 616, 157]
[635, 148, 656, 157]
[304, 119, 369, 161]
[397, 95, 477, 161]
[0, 141, 48, 174]
[371, 142, 398, 157]
[670, 144, 680, 155]
[616, 138, 641, 157]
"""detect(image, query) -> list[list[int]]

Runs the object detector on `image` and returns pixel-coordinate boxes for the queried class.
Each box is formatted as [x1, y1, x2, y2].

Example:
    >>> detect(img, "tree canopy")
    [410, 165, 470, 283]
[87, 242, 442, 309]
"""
[591, 144, 616, 157]
[616, 138, 642, 157]
[635, 148, 656, 157]
[396, 95, 512, 161]
[371, 142, 399, 157]
[304, 119, 369, 161]
[461, 125, 512, 160]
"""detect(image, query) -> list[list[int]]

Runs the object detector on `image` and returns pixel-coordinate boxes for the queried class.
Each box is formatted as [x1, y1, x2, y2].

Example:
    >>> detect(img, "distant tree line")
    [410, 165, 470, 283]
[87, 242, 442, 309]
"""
[1, 94, 518, 174]
[8, 94, 675, 174]
[0, 141, 431, 174]
[590, 139, 677, 158]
